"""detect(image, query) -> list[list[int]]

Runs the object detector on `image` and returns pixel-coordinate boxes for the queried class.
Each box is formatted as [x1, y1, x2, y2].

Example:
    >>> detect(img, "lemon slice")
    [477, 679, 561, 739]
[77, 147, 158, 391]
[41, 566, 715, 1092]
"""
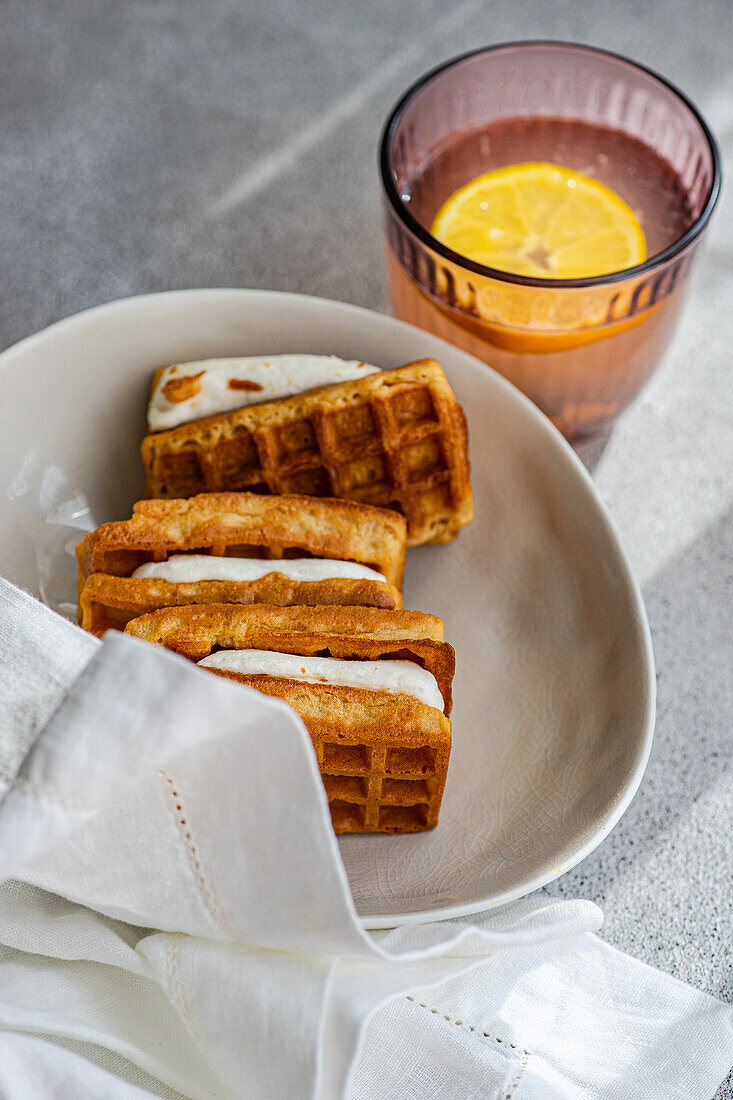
[431, 162, 646, 279]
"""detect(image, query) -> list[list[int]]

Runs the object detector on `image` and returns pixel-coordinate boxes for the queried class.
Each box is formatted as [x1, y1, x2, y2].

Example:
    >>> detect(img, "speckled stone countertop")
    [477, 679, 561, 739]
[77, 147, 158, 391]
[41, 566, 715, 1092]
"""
[1, 0, 731, 1093]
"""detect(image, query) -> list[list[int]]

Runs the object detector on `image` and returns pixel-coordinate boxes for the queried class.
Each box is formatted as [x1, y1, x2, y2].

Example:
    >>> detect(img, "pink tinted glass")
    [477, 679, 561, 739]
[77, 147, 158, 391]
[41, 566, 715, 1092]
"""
[381, 42, 720, 438]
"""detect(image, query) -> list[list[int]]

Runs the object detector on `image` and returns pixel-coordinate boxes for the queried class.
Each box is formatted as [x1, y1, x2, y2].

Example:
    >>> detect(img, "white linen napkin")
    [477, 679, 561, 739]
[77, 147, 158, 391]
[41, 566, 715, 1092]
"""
[0, 577, 730, 1100]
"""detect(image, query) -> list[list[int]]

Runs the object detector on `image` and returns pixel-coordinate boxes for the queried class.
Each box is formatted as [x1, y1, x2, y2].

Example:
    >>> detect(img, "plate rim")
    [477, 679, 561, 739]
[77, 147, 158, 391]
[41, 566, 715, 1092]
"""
[0, 287, 657, 929]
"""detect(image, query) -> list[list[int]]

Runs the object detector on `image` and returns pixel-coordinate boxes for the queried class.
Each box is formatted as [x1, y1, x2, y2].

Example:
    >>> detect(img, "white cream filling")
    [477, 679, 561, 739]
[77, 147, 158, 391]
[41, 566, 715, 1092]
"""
[198, 649, 444, 712]
[131, 554, 387, 585]
[148, 354, 381, 430]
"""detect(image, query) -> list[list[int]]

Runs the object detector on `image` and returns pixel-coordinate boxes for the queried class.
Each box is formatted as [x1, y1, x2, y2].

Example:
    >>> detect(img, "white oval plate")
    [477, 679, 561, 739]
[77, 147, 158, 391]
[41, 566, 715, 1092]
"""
[0, 289, 655, 928]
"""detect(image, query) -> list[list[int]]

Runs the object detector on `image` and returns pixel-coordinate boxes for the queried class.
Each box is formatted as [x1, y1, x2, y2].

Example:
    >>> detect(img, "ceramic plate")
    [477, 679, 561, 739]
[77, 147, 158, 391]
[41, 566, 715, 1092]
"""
[0, 289, 655, 928]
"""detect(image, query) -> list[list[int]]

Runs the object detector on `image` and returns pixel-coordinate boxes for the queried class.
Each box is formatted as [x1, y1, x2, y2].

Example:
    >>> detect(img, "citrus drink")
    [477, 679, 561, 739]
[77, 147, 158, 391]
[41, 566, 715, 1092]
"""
[389, 116, 698, 437]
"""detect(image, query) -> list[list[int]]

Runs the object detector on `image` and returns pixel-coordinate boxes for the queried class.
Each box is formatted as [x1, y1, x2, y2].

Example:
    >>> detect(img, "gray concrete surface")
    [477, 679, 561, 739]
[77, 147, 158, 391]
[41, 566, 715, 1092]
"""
[1, 0, 731, 1094]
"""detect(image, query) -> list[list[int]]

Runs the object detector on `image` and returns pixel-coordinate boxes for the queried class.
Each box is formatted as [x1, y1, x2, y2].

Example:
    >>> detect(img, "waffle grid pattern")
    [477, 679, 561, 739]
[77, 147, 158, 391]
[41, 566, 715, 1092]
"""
[144, 364, 473, 545]
[315, 737, 447, 833]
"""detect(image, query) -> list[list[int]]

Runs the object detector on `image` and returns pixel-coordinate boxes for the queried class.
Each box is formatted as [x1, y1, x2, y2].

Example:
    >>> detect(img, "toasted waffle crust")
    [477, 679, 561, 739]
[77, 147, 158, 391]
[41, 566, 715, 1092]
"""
[141, 361, 473, 546]
[124, 602, 454, 835]
[124, 603, 454, 714]
[79, 573, 402, 637]
[209, 673, 451, 833]
[77, 492, 406, 601]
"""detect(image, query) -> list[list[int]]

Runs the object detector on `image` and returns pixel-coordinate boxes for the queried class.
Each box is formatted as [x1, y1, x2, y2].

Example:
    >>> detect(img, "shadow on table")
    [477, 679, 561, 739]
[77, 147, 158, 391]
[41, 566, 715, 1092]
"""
[572, 422, 614, 473]
[542, 503, 733, 999]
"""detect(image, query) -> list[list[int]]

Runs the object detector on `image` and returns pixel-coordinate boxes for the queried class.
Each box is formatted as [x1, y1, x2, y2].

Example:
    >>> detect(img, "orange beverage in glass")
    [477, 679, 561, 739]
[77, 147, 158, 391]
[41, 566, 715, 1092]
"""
[380, 43, 721, 439]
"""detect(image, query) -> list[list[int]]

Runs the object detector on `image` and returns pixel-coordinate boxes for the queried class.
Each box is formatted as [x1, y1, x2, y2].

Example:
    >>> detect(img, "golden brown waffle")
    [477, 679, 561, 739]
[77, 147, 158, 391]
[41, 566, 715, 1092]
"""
[211, 675, 450, 833]
[124, 603, 453, 713]
[141, 360, 473, 546]
[78, 492, 405, 589]
[79, 573, 402, 637]
[77, 491, 405, 627]
[124, 603, 453, 834]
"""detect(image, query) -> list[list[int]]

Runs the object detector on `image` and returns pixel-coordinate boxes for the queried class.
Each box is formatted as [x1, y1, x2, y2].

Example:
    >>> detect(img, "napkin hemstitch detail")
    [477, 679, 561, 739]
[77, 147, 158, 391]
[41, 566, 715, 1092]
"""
[405, 993, 531, 1098]
[404, 995, 530, 1058]
[165, 932, 229, 1088]
[159, 769, 238, 940]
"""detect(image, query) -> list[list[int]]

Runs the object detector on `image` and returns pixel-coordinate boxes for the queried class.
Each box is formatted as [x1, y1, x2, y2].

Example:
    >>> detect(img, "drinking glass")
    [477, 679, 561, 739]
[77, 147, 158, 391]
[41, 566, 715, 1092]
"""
[380, 42, 721, 438]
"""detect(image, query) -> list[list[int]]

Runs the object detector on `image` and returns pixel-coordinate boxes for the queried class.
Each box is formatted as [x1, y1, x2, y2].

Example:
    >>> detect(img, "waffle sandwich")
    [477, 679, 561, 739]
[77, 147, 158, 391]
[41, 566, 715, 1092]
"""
[142, 359, 473, 547]
[125, 604, 454, 834]
[77, 493, 405, 636]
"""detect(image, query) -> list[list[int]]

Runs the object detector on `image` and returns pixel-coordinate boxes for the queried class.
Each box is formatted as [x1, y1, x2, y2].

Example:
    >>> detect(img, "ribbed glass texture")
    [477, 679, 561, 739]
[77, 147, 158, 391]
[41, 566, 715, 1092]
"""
[381, 43, 721, 438]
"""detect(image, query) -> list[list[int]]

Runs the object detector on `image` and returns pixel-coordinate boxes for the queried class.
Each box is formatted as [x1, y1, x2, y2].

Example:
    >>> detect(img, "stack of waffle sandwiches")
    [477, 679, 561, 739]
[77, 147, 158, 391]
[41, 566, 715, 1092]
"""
[78, 355, 473, 834]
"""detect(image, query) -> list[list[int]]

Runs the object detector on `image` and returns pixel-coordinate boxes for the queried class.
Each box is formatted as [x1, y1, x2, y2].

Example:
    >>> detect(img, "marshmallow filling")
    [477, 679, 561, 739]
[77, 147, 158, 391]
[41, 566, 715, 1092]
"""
[132, 554, 387, 585]
[198, 649, 444, 712]
[148, 354, 381, 430]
